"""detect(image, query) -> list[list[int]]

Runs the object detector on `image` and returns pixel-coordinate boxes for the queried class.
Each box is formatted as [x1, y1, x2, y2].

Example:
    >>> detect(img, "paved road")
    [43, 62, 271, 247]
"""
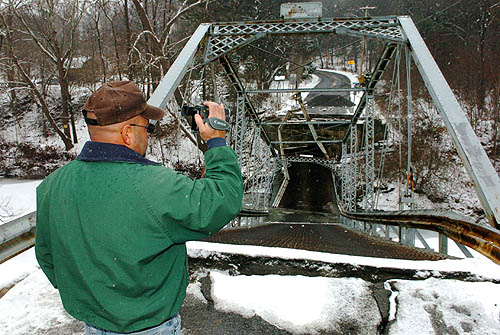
[305, 70, 354, 115]
[305, 70, 351, 102]
[181, 292, 291, 335]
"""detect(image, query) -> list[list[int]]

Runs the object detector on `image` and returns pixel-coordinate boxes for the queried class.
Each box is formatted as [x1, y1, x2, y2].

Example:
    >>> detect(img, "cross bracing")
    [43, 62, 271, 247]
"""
[279, 157, 337, 170]
[147, 15, 500, 230]
[205, 17, 405, 63]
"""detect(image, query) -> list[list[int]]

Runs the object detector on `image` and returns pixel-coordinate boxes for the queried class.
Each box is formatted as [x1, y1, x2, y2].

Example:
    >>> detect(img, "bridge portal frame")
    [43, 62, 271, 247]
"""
[145, 16, 500, 229]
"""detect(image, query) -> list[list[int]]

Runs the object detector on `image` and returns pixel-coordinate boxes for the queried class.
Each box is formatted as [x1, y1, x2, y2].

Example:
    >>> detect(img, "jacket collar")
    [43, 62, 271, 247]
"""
[77, 141, 161, 165]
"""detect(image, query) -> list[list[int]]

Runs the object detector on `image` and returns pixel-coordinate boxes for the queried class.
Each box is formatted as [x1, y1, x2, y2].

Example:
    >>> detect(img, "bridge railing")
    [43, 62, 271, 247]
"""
[338, 209, 500, 265]
[0, 212, 36, 263]
[331, 170, 500, 264]
[3, 209, 499, 265]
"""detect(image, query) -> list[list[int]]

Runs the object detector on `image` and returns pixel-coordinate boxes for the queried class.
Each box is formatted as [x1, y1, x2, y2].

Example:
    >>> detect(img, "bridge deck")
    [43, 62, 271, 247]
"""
[207, 222, 447, 261]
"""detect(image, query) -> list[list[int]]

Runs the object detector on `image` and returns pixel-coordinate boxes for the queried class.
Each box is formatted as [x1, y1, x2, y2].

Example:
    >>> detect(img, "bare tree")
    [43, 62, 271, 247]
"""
[1, 9, 73, 150]
[100, 0, 123, 80]
[11, 0, 85, 145]
[87, 1, 108, 82]
[129, 0, 209, 86]
[123, 0, 134, 79]
[0, 2, 19, 110]
[128, 0, 211, 145]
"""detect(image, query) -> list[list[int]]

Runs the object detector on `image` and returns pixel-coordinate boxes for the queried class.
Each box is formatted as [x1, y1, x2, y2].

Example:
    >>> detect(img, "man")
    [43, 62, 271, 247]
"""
[35, 81, 243, 334]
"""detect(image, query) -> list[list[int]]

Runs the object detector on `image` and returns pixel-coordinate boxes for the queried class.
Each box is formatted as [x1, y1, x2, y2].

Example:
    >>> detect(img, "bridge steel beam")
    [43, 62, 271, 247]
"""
[247, 88, 366, 94]
[364, 95, 375, 211]
[345, 123, 358, 212]
[205, 17, 404, 63]
[280, 157, 337, 170]
[147, 23, 211, 111]
[270, 140, 342, 144]
[262, 121, 350, 126]
[399, 16, 500, 229]
[233, 93, 247, 162]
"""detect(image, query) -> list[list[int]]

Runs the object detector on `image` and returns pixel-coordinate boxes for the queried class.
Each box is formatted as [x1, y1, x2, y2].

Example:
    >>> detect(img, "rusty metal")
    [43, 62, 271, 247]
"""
[340, 210, 500, 265]
[0, 212, 37, 263]
[0, 230, 35, 264]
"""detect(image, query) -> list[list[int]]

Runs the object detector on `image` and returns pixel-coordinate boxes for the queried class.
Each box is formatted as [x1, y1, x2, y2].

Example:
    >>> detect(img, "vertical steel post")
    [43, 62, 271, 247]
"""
[404, 47, 415, 210]
[248, 124, 259, 210]
[233, 93, 247, 164]
[341, 143, 348, 209]
[262, 157, 275, 211]
[347, 123, 358, 212]
[439, 234, 448, 255]
[364, 94, 375, 211]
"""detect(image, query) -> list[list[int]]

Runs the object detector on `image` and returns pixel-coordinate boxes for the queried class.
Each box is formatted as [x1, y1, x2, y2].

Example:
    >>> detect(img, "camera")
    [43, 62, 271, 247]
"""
[181, 105, 230, 132]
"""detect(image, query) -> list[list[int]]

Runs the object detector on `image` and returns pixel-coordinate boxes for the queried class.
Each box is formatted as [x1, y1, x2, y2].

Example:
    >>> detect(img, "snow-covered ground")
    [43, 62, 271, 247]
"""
[1, 238, 500, 334]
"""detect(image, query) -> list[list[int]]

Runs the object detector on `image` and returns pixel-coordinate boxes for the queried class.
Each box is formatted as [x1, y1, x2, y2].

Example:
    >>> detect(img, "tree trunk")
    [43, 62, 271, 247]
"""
[316, 37, 324, 68]
[57, 61, 78, 143]
[124, 0, 133, 79]
[3, 14, 17, 110]
[102, 4, 122, 80]
[94, 12, 107, 82]
[56, 61, 72, 140]
[89, 28, 98, 90]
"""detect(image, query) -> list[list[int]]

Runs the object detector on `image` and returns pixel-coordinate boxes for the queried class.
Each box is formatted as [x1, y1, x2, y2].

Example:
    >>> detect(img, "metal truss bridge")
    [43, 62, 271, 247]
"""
[1, 16, 500, 265]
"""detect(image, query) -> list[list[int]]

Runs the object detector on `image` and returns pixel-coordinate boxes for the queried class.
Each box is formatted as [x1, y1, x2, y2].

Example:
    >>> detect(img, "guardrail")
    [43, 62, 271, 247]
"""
[0, 211, 36, 263]
[339, 209, 500, 265]
[0, 210, 272, 262]
[2, 209, 499, 265]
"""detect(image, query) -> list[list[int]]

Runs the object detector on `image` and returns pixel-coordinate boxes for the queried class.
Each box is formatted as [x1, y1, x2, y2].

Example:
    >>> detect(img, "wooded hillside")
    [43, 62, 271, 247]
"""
[0, 0, 498, 159]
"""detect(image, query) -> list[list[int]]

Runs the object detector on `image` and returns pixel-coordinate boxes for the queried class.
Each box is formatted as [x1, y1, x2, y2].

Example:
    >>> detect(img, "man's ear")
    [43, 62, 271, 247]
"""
[121, 125, 133, 145]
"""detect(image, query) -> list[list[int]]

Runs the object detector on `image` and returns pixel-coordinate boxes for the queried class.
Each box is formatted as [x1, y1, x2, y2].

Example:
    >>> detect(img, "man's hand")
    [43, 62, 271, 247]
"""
[194, 101, 227, 141]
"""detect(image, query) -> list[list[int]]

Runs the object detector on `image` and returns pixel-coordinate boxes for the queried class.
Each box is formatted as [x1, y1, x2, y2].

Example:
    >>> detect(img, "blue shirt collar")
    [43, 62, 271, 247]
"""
[77, 141, 161, 165]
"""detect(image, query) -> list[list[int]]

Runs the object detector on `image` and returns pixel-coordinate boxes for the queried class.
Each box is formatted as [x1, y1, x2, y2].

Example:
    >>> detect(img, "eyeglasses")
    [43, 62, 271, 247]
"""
[130, 122, 156, 134]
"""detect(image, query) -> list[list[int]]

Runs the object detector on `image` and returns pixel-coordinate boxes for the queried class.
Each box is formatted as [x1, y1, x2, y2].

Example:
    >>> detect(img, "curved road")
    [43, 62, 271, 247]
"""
[305, 69, 352, 104]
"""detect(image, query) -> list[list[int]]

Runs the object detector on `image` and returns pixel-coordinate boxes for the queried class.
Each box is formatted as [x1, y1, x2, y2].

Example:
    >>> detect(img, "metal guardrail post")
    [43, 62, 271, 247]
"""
[439, 234, 448, 255]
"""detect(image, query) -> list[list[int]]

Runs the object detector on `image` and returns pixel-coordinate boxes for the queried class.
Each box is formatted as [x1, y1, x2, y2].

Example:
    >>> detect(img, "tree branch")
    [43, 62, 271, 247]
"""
[1, 11, 73, 150]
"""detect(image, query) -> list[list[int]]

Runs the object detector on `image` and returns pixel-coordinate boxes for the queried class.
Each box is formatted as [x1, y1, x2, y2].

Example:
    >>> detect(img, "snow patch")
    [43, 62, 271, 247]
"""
[387, 278, 500, 335]
[0, 269, 79, 334]
[210, 271, 380, 334]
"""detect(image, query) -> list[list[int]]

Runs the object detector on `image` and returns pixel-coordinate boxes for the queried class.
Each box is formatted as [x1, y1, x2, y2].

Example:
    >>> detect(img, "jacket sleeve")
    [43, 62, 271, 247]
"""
[142, 146, 243, 244]
[35, 183, 58, 288]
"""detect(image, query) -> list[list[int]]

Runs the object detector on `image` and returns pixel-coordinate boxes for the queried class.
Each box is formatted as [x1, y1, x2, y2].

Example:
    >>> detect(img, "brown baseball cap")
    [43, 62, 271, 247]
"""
[83, 81, 164, 126]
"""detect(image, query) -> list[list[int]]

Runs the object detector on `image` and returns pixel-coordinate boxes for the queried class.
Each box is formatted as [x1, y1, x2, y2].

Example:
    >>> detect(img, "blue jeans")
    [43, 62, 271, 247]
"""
[84, 314, 182, 335]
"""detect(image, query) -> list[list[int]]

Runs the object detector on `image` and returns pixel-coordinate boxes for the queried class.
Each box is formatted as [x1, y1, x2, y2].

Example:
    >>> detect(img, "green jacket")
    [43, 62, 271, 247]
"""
[35, 141, 243, 333]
